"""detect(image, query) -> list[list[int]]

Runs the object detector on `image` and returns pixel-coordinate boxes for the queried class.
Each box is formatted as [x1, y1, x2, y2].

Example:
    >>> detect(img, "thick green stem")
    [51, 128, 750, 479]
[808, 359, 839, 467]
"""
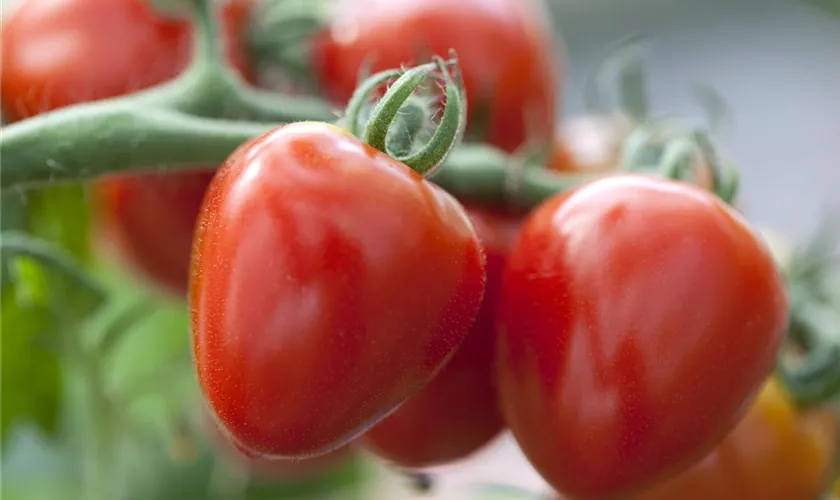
[431, 145, 599, 208]
[1, 104, 272, 191]
[172, 0, 332, 122]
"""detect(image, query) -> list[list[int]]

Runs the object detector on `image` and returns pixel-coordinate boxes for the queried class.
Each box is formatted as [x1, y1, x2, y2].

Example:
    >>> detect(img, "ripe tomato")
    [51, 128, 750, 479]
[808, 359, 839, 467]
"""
[94, 171, 214, 295]
[191, 121, 486, 459]
[1, 0, 252, 120]
[497, 175, 788, 499]
[363, 207, 521, 467]
[1, 0, 254, 295]
[633, 378, 837, 500]
[311, 0, 560, 153]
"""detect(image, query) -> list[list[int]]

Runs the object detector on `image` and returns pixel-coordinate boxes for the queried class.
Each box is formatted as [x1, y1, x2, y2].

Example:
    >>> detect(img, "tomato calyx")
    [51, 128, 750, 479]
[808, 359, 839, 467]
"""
[342, 54, 466, 176]
[246, 0, 330, 89]
[776, 218, 840, 410]
[617, 122, 740, 203]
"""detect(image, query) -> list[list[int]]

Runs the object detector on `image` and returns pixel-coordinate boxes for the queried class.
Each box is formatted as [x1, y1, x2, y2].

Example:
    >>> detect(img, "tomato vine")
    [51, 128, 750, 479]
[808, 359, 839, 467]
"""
[2, 0, 838, 499]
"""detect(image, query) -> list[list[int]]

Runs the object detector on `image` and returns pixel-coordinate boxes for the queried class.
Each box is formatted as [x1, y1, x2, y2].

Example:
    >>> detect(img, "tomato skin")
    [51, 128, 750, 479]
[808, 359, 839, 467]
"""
[1, 0, 252, 120]
[94, 171, 213, 295]
[497, 175, 788, 499]
[363, 207, 521, 467]
[311, 0, 560, 153]
[191, 122, 486, 459]
[633, 378, 837, 500]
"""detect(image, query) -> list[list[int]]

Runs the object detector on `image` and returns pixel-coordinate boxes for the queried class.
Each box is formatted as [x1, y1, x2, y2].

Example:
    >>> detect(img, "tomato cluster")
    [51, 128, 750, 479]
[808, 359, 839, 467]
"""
[1, 0, 818, 498]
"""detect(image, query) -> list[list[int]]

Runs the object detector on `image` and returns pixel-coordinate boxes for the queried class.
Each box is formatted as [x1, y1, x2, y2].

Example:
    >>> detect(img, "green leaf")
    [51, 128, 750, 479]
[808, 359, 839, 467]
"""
[1, 184, 92, 294]
[1, 289, 62, 445]
[801, 0, 840, 17]
[1, 192, 30, 290]
[0, 233, 103, 446]
[123, 446, 374, 500]
[26, 184, 92, 263]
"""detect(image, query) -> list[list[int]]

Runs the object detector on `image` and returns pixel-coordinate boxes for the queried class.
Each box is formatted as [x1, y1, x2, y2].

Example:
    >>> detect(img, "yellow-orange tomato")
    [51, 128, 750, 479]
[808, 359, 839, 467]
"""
[554, 379, 836, 500]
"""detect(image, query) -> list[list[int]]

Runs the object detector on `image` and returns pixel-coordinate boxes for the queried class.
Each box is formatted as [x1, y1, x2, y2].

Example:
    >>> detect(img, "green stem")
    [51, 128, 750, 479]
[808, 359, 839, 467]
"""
[1, 105, 272, 191]
[431, 145, 599, 208]
[185, 0, 224, 70]
[1, 232, 106, 306]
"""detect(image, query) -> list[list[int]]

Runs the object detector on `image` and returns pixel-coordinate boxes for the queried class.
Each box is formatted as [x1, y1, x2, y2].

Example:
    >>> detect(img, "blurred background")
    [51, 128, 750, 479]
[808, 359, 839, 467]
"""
[2, 0, 838, 499]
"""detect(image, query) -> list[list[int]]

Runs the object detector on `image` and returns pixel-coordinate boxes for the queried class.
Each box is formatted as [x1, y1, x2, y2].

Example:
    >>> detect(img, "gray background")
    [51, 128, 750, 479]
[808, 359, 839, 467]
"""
[551, 0, 840, 239]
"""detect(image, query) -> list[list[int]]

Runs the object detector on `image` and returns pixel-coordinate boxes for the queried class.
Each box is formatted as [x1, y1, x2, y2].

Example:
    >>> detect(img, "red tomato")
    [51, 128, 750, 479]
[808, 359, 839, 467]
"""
[1, 0, 254, 295]
[1, 0, 252, 120]
[93, 171, 214, 295]
[363, 207, 521, 467]
[191, 121, 486, 459]
[311, 0, 560, 153]
[497, 175, 788, 499]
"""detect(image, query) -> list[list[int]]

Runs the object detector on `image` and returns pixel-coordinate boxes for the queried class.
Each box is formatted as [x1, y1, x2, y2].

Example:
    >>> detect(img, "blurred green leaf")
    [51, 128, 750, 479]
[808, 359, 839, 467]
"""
[1, 192, 30, 290]
[123, 446, 374, 500]
[1, 182, 92, 297]
[0, 231, 103, 446]
[26, 184, 92, 262]
[1, 288, 62, 445]
[801, 0, 840, 17]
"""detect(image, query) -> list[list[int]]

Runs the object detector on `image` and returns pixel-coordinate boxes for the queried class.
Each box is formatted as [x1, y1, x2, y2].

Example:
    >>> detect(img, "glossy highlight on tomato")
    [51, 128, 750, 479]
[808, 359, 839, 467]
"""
[363, 207, 521, 467]
[191, 121, 486, 459]
[311, 0, 560, 153]
[497, 175, 788, 499]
